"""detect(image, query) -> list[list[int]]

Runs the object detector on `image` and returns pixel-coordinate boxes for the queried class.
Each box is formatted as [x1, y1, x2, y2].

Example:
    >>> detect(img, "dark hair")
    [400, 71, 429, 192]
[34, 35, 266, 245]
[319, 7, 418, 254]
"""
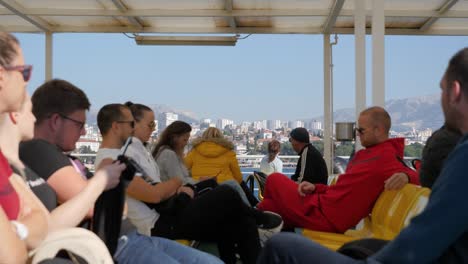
[97, 104, 127, 135]
[361, 106, 391, 133]
[124, 101, 152, 121]
[32, 79, 91, 124]
[446, 47, 468, 97]
[152, 120, 192, 157]
[0, 32, 19, 67]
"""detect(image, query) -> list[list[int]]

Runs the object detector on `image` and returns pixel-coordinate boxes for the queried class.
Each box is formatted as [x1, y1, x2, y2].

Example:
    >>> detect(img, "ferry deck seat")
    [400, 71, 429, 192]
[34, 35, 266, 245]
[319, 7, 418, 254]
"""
[300, 184, 430, 250]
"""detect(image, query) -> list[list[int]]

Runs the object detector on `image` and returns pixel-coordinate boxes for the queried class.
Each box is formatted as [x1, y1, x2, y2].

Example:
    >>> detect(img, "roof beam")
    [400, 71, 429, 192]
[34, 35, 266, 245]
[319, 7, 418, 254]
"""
[4, 25, 463, 36]
[420, 0, 459, 31]
[323, 0, 345, 34]
[225, 0, 237, 28]
[2, 8, 468, 18]
[0, 0, 51, 32]
[110, 0, 143, 29]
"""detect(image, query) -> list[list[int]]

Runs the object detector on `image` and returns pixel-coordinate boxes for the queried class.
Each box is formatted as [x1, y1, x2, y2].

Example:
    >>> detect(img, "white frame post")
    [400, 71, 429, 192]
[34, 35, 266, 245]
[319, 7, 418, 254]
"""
[372, 0, 385, 107]
[355, 0, 366, 149]
[45, 32, 53, 81]
[323, 34, 333, 175]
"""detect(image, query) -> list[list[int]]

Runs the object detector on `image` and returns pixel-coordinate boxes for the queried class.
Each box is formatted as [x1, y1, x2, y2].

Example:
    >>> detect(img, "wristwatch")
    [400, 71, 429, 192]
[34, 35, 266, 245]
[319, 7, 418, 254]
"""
[11, 221, 29, 240]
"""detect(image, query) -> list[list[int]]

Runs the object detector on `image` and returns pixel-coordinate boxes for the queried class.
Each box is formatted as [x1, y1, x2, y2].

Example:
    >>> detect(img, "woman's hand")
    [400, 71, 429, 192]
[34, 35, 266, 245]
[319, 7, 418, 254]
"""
[177, 186, 194, 199]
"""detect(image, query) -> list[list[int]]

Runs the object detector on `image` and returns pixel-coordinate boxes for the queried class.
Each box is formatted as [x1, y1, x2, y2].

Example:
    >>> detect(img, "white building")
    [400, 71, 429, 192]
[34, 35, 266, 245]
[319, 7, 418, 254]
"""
[217, 119, 234, 130]
[308, 120, 322, 130]
[267, 120, 282, 130]
[235, 144, 247, 155]
[288, 120, 304, 129]
[261, 131, 273, 139]
[252, 120, 267, 130]
[159, 112, 178, 130]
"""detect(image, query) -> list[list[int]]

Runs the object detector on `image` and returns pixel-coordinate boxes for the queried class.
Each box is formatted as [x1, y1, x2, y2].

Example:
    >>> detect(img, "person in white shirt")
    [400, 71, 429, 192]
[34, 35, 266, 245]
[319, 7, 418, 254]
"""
[260, 140, 283, 176]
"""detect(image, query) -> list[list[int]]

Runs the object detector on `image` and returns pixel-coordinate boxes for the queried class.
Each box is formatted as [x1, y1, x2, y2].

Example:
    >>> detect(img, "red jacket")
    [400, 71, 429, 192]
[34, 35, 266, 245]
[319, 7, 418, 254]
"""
[304, 138, 419, 232]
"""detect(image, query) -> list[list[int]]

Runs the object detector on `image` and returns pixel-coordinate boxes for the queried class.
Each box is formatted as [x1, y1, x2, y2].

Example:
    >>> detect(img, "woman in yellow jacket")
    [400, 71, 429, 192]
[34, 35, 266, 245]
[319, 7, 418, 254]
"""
[185, 127, 243, 184]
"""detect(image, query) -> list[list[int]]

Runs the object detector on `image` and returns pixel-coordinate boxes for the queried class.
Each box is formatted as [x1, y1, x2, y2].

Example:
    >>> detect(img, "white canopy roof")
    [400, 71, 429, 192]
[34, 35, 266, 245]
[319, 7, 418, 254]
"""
[0, 0, 468, 36]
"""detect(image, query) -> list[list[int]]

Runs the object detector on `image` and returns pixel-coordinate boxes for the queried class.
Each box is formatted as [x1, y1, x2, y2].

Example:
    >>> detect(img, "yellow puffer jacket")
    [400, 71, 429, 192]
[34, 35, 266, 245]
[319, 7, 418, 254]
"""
[185, 139, 243, 183]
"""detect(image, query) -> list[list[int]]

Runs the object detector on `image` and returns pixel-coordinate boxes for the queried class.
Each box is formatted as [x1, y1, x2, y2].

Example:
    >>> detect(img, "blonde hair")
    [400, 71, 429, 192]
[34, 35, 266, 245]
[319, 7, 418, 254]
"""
[201, 127, 224, 140]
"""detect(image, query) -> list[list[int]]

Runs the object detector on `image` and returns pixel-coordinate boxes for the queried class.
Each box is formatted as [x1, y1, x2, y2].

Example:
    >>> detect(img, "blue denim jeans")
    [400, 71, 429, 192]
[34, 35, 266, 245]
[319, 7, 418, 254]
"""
[258, 233, 381, 264]
[221, 179, 251, 206]
[114, 231, 222, 264]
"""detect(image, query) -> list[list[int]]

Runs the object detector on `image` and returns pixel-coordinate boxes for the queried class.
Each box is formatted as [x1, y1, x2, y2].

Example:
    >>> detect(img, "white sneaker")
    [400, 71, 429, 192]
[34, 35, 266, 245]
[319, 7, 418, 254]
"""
[257, 211, 283, 247]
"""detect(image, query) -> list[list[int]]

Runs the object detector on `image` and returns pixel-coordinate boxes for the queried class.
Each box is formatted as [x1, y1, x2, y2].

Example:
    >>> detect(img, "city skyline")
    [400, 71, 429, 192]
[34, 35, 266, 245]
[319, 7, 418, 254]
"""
[16, 33, 468, 122]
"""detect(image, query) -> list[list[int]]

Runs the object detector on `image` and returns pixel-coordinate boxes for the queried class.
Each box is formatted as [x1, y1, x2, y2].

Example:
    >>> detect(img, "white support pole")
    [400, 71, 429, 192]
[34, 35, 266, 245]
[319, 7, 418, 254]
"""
[372, 0, 385, 107]
[355, 0, 366, 150]
[323, 34, 333, 175]
[45, 32, 53, 81]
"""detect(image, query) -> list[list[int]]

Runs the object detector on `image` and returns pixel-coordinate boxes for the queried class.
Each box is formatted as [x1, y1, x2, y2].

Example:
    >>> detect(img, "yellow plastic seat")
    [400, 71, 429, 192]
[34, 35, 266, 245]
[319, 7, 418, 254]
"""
[176, 240, 192, 246]
[301, 184, 430, 250]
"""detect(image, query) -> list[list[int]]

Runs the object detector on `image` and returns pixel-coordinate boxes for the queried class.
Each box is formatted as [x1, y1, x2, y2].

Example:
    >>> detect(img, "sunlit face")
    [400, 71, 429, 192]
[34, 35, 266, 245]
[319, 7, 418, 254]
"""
[134, 110, 155, 143]
[17, 96, 36, 141]
[0, 45, 27, 113]
[174, 132, 190, 151]
[117, 108, 135, 145]
[56, 109, 87, 152]
[356, 114, 379, 148]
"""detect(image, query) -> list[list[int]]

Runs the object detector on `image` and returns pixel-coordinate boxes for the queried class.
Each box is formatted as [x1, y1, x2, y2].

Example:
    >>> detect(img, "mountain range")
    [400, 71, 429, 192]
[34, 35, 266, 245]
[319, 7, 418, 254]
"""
[312, 94, 444, 132]
[87, 94, 444, 132]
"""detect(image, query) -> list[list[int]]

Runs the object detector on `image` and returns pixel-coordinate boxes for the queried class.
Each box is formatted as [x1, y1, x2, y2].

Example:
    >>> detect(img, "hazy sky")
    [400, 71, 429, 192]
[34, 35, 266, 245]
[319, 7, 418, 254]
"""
[17, 33, 468, 122]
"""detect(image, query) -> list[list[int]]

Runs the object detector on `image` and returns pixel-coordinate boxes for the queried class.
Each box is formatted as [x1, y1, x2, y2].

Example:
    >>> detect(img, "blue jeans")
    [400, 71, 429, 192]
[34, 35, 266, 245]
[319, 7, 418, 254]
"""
[114, 231, 222, 264]
[221, 179, 251, 206]
[257, 233, 381, 264]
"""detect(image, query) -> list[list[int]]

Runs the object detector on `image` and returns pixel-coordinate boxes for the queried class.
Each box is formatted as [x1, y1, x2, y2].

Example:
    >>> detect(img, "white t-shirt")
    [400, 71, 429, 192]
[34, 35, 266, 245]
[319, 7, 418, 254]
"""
[95, 137, 160, 236]
[259, 155, 283, 175]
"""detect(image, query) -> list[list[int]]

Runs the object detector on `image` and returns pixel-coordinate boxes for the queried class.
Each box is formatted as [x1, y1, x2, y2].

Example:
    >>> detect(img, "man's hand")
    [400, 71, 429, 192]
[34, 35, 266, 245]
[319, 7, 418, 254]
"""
[384, 172, 409, 190]
[177, 186, 195, 199]
[100, 161, 126, 190]
[298, 181, 316, 197]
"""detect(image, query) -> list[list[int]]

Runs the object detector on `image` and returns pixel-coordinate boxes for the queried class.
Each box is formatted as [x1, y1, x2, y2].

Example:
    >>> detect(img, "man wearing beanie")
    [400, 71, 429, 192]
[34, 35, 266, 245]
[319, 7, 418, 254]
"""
[257, 107, 419, 232]
[289, 127, 328, 184]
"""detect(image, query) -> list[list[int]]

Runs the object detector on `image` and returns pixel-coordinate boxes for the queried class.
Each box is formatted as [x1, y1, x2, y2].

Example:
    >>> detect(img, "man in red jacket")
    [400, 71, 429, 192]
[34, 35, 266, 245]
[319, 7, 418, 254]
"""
[257, 106, 419, 232]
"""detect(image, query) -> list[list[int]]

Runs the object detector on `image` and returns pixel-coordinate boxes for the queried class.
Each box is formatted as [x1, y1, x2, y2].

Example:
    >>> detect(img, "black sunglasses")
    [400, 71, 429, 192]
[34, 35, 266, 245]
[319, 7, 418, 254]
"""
[117, 120, 135, 128]
[4, 65, 33, 82]
[59, 114, 86, 129]
[355, 127, 366, 134]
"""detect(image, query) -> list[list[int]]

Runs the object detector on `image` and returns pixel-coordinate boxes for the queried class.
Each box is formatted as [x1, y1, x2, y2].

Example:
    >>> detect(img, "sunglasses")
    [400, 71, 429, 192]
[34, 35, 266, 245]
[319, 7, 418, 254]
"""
[59, 114, 86, 130]
[355, 127, 366, 134]
[117, 120, 135, 128]
[3, 65, 33, 82]
[148, 121, 156, 129]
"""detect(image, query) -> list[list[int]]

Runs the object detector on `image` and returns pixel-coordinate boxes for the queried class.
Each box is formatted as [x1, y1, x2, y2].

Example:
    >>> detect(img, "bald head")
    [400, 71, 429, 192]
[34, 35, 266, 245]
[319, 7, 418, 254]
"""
[360, 106, 391, 134]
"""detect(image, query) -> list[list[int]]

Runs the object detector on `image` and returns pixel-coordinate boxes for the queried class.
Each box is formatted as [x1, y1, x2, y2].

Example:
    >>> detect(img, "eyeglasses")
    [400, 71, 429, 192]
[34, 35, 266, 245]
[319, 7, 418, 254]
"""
[117, 120, 135, 128]
[355, 127, 366, 134]
[3, 65, 33, 82]
[148, 121, 156, 129]
[59, 114, 86, 129]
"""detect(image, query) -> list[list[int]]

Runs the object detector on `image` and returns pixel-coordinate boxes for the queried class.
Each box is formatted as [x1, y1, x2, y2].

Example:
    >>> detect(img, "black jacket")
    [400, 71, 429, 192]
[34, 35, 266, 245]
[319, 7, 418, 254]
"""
[291, 143, 328, 184]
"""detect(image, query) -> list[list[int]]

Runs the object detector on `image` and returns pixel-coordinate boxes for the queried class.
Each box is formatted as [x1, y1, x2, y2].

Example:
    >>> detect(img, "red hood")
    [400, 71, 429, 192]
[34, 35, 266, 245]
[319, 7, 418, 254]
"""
[366, 137, 405, 157]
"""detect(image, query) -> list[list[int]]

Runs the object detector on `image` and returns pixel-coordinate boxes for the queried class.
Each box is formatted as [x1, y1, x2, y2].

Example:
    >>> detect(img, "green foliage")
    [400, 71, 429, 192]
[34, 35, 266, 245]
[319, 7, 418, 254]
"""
[335, 142, 354, 156]
[311, 141, 324, 155]
[404, 142, 424, 158]
[281, 142, 296, 155]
